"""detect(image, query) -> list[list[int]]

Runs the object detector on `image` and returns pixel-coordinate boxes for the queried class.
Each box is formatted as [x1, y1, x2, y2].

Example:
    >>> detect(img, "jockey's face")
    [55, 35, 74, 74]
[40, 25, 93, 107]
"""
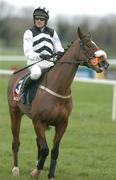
[35, 17, 46, 28]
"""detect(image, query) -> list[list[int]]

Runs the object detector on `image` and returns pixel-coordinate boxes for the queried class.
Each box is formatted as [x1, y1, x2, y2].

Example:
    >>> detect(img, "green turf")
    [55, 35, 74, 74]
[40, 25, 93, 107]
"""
[0, 76, 116, 180]
[0, 60, 26, 69]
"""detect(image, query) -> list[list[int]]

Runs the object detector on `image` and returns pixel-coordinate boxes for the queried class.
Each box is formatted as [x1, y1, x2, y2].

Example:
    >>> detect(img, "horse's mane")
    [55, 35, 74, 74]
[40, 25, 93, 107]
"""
[64, 41, 74, 51]
[57, 41, 74, 60]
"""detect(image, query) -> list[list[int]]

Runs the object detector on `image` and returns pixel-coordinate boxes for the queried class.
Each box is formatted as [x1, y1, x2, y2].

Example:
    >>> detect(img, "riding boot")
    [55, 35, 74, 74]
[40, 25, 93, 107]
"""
[19, 75, 32, 103]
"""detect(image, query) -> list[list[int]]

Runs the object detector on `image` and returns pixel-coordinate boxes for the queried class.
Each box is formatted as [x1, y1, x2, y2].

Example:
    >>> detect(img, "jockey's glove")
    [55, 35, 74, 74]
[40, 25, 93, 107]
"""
[55, 51, 64, 60]
[56, 51, 64, 56]
[40, 54, 52, 60]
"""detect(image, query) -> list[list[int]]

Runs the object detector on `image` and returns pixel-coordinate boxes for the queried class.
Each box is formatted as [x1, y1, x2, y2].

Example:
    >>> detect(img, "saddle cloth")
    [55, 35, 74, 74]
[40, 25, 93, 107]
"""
[13, 68, 50, 104]
[13, 74, 39, 104]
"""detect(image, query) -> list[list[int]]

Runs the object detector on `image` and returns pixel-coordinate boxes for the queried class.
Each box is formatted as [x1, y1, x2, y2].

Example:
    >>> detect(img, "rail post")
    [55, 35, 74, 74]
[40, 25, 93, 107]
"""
[112, 85, 116, 121]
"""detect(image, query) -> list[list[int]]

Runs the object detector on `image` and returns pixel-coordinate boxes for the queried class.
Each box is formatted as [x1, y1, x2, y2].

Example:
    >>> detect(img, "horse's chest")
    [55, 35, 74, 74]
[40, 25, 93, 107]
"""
[33, 101, 72, 123]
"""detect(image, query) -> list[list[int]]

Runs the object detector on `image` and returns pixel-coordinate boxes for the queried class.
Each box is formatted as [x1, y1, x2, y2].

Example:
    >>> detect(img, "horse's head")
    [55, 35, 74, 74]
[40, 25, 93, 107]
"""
[77, 27, 109, 73]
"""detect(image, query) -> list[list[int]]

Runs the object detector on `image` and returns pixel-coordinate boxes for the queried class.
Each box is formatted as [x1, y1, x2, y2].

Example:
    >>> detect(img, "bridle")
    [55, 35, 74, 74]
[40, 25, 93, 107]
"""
[53, 39, 98, 67]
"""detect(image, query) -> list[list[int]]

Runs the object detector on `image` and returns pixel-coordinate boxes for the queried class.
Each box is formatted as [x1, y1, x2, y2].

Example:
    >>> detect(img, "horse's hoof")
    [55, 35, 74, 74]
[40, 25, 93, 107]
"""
[12, 166, 19, 176]
[31, 168, 40, 178]
[49, 178, 54, 180]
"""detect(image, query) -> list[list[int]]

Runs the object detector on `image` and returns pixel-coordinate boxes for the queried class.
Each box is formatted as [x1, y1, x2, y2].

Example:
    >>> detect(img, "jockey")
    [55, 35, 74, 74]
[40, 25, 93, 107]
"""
[19, 7, 64, 103]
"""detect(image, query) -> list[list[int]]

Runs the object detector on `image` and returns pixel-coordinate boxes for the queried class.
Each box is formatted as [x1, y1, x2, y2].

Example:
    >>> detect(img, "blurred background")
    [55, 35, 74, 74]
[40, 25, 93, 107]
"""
[0, 0, 116, 79]
[1, 2, 116, 179]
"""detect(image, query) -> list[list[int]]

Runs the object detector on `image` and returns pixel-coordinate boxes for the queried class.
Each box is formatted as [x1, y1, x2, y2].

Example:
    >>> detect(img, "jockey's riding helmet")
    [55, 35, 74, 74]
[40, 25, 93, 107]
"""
[33, 7, 49, 23]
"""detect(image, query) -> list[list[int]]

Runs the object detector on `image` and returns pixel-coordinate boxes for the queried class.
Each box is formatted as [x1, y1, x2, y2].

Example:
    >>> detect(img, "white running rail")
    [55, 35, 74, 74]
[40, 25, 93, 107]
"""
[74, 77, 116, 122]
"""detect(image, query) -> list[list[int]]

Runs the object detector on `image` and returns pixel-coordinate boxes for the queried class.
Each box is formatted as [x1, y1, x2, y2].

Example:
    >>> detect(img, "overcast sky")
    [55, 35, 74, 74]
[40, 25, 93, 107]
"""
[2, 0, 116, 17]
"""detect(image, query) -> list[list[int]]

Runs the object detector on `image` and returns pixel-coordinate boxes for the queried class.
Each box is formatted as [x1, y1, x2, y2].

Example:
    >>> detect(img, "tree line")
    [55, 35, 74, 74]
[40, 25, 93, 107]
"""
[0, 1, 116, 58]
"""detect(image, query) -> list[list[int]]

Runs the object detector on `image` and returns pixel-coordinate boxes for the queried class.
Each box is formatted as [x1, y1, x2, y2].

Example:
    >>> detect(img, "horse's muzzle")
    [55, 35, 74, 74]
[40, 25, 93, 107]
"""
[95, 62, 109, 73]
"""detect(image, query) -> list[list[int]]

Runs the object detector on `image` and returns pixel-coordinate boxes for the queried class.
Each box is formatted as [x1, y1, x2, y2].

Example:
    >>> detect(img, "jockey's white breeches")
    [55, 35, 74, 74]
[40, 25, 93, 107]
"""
[28, 60, 54, 80]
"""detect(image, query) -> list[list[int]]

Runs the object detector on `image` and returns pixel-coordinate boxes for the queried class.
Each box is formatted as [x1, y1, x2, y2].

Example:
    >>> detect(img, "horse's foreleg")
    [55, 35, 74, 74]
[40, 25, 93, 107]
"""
[31, 141, 49, 178]
[48, 121, 68, 180]
[31, 122, 49, 178]
[10, 107, 22, 176]
[36, 140, 49, 169]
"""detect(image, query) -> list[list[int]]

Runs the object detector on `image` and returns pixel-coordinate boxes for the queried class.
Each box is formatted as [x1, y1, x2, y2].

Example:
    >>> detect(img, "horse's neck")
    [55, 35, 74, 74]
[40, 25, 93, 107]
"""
[46, 40, 80, 94]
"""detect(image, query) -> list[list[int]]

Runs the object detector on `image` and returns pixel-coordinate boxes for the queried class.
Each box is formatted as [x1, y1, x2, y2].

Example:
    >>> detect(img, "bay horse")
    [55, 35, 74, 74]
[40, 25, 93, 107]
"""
[7, 27, 109, 180]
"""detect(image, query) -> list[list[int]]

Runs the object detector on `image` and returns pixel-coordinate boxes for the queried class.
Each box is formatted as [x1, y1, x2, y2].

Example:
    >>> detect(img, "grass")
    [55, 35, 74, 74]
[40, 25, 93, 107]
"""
[0, 76, 116, 180]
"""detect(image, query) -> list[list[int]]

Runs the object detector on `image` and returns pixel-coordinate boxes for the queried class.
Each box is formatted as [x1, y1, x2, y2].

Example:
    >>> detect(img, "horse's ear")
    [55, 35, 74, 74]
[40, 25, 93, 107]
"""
[77, 27, 84, 39]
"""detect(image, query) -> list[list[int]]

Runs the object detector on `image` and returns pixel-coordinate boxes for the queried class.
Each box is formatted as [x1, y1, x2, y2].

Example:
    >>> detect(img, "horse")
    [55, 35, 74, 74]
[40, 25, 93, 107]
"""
[7, 27, 109, 180]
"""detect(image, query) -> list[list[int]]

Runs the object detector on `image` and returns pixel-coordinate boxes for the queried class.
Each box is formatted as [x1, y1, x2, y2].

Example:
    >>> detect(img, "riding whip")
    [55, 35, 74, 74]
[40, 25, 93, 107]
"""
[13, 54, 55, 74]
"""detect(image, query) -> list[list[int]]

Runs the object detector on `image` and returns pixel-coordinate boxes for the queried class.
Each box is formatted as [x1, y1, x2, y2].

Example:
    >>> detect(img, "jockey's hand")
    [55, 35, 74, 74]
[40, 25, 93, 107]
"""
[56, 51, 64, 56]
[40, 54, 52, 60]
[55, 51, 64, 60]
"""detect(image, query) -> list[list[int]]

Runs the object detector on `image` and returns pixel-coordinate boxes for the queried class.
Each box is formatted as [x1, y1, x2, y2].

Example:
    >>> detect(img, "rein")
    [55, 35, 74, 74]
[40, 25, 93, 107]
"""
[53, 41, 93, 66]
